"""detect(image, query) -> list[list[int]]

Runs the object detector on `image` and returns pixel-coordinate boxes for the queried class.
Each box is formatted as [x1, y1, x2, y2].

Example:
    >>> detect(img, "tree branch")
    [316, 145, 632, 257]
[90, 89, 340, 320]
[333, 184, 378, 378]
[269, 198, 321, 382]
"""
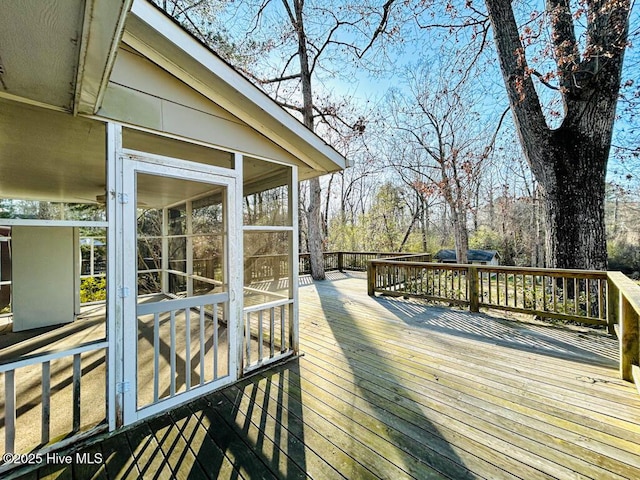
[546, 0, 580, 92]
[261, 73, 302, 84]
[358, 0, 397, 58]
[485, 0, 549, 157]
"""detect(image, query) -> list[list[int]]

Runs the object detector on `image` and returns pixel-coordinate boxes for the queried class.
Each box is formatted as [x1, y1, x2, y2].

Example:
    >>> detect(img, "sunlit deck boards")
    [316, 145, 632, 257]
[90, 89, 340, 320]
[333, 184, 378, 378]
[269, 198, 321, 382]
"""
[9, 272, 640, 480]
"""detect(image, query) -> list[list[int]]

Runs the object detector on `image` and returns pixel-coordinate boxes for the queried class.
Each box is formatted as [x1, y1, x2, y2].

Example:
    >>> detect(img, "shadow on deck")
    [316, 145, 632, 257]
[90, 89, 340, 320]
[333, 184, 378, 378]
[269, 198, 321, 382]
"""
[7, 272, 640, 479]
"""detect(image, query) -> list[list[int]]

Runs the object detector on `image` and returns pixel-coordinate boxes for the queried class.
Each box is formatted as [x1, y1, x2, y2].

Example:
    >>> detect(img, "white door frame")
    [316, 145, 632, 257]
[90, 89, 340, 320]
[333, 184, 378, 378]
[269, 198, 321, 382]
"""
[119, 150, 240, 426]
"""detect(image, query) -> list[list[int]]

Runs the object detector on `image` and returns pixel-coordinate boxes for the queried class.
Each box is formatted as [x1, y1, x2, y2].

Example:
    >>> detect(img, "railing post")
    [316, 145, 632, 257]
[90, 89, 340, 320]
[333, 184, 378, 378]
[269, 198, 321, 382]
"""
[468, 266, 479, 312]
[620, 295, 639, 382]
[367, 261, 375, 296]
[338, 251, 344, 272]
[607, 275, 618, 336]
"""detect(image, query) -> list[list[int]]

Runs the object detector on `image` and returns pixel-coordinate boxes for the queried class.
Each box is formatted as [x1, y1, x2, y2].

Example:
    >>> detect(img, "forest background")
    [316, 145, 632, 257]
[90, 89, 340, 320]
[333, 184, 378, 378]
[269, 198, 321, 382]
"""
[154, 0, 640, 276]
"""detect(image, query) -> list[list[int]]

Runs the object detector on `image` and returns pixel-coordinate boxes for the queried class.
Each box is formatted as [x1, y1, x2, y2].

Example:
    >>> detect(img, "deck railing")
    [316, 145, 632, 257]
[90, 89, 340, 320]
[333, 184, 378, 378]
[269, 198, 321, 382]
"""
[244, 251, 432, 281]
[136, 293, 229, 411]
[243, 299, 293, 373]
[297, 251, 431, 275]
[368, 260, 610, 326]
[0, 340, 108, 463]
[368, 258, 640, 390]
[606, 272, 640, 388]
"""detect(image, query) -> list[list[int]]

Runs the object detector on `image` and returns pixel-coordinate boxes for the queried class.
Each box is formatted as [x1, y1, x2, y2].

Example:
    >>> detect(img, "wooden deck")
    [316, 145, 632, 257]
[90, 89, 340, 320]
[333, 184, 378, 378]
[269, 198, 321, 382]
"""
[8, 272, 640, 479]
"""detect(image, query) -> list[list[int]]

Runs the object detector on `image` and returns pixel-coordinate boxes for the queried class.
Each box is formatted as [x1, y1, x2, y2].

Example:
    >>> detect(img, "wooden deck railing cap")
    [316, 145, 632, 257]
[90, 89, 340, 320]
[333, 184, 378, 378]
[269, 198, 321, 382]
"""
[608, 271, 640, 317]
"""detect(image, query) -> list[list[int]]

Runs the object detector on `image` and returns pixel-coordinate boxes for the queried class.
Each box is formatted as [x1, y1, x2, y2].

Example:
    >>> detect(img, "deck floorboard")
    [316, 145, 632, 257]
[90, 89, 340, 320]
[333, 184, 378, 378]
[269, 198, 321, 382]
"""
[6, 272, 640, 480]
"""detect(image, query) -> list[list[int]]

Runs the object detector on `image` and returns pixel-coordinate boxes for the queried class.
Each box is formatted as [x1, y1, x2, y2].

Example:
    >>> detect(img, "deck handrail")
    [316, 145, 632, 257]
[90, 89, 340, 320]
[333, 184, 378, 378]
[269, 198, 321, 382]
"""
[368, 258, 640, 390]
[606, 272, 640, 388]
[367, 260, 609, 326]
[244, 251, 432, 279]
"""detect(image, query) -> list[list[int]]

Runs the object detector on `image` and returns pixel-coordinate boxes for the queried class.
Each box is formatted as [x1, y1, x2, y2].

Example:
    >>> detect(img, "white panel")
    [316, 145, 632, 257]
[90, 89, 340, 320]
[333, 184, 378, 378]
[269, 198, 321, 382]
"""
[12, 226, 77, 331]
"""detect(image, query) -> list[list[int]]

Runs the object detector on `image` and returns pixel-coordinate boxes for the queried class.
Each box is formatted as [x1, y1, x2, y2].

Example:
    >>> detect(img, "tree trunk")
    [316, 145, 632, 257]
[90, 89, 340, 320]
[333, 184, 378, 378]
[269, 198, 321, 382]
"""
[485, 0, 630, 271]
[291, 0, 325, 280]
[539, 128, 608, 270]
[420, 196, 429, 252]
[307, 176, 325, 279]
[452, 208, 469, 264]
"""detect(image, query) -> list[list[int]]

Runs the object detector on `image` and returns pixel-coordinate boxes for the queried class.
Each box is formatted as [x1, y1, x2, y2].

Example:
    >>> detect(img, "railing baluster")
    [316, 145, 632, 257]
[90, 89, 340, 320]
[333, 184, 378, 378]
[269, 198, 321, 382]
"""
[5, 370, 16, 454]
[245, 311, 251, 367]
[586, 279, 591, 318]
[599, 279, 605, 320]
[199, 307, 205, 385]
[504, 273, 508, 307]
[277, 305, 283, 352]
[532, 275, 536, 310]
[464, 269, 468, 300]
[72, 353, 81, 432]
[213, 304, 219, 380]
[185, 307, 191, 391]
[450, 269, 454, 297]
[154, 312, 160, 402]
[42, 361, 51, 445]
[270, 307, 275, 358]
[258, 310, 264, 362]
[170, 310, 176, 397]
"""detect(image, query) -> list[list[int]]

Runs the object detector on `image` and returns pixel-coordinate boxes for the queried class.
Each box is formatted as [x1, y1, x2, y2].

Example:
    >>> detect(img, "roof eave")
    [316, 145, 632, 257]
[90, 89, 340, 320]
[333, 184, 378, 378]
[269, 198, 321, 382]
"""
[74, 0, 133, 115]
[124, 0, 348, 174]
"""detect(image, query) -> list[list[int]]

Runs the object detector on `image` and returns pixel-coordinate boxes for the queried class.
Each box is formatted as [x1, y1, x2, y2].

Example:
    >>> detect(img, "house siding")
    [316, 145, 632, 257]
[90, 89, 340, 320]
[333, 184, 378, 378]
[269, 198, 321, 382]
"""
[99, 46, 305, 169]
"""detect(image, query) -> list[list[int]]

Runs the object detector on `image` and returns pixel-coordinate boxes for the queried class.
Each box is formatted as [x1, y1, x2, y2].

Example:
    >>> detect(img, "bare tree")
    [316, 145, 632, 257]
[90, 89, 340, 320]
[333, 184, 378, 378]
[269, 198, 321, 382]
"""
[484, 0, 633, 269]
[384, 62, 503, 263]
[352, 0, 635, 269]
[221, 0, 403, 279]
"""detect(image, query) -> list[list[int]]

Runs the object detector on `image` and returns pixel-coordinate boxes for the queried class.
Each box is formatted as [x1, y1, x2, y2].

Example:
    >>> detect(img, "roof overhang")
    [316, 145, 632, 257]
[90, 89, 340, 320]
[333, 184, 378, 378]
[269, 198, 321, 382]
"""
[0, 0, 131, 114]
[124, 0, 348, 174]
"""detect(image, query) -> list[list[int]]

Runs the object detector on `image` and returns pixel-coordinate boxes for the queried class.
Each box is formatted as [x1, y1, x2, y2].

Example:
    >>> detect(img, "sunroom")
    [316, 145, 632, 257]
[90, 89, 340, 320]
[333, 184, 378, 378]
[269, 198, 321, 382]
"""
[0, 0, 346, 457]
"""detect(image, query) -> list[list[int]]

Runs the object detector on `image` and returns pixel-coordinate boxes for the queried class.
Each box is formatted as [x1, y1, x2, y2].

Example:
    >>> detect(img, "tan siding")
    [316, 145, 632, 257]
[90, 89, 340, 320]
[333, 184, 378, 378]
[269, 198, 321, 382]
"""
[99, 47, 306, 168]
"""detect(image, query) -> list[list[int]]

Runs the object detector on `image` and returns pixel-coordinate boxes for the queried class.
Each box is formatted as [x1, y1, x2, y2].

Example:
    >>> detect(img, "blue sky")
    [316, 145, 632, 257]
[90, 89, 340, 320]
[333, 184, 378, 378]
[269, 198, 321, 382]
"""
[165, 0, 639, 194]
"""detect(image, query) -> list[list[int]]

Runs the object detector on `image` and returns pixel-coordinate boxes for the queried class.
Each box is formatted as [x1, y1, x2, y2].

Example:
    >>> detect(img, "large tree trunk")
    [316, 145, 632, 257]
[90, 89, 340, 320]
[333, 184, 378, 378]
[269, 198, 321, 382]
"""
[485, 0, 630, 270]
[541, 128, 608, 270]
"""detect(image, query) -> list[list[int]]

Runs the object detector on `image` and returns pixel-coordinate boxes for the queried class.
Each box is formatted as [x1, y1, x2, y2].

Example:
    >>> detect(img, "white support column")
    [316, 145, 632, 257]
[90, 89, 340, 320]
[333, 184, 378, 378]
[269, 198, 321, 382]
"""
[233, 152, 244, 378]
[289, 166, 299, 354]
[106, 122, 123, 430]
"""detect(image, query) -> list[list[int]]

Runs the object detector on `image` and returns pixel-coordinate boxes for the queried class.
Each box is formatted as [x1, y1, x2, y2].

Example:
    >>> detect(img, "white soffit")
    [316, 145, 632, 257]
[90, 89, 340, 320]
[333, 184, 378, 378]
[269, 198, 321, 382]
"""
[125, 0, 348, 174]
[0, 0, 130, 113]
[0, 0, 85, 110]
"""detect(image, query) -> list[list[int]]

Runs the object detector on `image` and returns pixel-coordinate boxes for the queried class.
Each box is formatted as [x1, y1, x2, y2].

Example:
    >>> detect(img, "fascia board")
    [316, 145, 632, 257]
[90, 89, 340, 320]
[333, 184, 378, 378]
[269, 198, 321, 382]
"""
[74, 0, 134, 115]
